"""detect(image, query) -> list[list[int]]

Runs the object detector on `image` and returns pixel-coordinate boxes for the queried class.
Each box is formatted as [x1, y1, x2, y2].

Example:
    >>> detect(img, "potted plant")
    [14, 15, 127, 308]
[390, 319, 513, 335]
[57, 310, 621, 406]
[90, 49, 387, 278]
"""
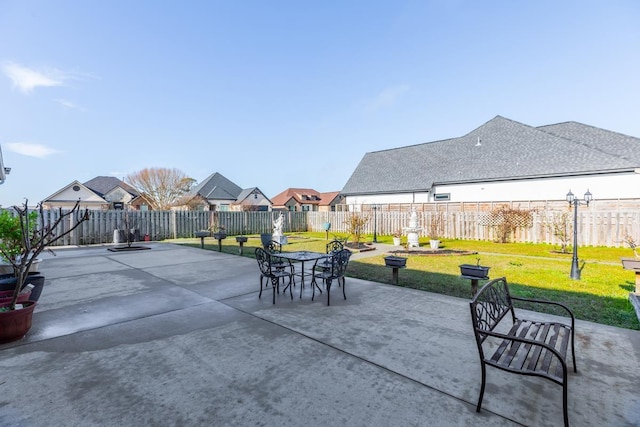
[428, 212, 444, 250]
[212, 224, 227, 240]
[392, 230, 402, 246]
[235, 226, 248, 244]
[0, 199, 89, 343]
[621, 235, 640, 270]
[459, 258, 490, 278]
[0, 208, 45, 301]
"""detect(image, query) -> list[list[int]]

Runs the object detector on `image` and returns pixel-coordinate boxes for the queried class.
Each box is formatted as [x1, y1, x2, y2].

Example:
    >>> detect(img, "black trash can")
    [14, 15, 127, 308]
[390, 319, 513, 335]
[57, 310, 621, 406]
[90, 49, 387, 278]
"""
[130, 229, 141, 242]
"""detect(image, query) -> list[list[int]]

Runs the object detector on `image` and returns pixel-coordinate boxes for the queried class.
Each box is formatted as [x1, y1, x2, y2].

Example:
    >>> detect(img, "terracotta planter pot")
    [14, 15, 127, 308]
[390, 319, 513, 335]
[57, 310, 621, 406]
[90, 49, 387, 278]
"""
[0, 301, 36, 344]
[0, 289, 32, 304]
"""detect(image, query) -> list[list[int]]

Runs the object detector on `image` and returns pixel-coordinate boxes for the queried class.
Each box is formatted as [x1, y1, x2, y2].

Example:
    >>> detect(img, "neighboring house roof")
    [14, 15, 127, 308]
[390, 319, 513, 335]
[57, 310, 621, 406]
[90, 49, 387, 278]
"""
[318, 191, 342, 206]
[42, 180, 108, 204]
[271, 188, 323, 206]
[341, 116, 640, 196]
[235, 187, 272, 204]
[83, 176, 140, 198]
[192, 172, 242, 201]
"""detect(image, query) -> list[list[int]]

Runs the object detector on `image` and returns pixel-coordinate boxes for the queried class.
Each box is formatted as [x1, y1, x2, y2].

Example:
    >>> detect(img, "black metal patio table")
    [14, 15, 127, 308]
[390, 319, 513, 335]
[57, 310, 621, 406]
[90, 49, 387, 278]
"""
[276, 251, 328, 298]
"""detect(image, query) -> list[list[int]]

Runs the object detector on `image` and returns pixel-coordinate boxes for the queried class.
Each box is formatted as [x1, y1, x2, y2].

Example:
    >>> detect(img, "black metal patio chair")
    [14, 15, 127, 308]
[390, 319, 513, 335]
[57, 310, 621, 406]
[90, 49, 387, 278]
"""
[255, 247, 294, 304]
[310, 249, 352, 306]
[315, 239, 345, 281]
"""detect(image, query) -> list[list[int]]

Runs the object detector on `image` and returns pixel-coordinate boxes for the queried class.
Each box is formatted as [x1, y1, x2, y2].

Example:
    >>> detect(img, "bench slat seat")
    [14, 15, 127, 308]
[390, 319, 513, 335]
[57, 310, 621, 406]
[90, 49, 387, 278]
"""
[487, 319, 572, 384]
[470, 277, 577, 427]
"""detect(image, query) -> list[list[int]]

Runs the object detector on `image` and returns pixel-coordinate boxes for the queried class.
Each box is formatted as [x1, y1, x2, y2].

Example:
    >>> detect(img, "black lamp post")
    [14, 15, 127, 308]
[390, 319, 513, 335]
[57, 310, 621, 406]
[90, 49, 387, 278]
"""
[372, 205, 378, 243]
[566, 189, 593, 280]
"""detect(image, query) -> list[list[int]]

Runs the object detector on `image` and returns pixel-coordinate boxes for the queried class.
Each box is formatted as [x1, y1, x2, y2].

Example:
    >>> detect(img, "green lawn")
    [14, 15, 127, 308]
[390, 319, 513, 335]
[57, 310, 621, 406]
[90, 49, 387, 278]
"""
[171, 233, 640, 330]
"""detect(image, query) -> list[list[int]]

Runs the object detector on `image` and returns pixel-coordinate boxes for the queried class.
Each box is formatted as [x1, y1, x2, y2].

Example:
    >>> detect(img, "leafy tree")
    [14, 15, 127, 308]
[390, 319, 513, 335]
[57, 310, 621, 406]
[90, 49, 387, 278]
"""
[126, 167, 195, 210]
[0, 209, 38, 263]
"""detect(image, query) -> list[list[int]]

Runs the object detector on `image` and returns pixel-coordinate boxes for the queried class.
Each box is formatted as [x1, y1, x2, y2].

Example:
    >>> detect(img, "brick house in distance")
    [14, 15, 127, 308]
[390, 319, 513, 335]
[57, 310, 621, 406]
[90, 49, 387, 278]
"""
[271, 188, 344, 212]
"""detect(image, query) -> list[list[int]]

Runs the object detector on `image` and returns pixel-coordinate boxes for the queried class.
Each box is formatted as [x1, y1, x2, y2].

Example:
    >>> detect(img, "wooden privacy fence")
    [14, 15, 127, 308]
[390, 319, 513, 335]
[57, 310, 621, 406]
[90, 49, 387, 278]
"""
[33, 210, 308, 246]
[307, 211, 640, 248]
[14, 209, 639, 248]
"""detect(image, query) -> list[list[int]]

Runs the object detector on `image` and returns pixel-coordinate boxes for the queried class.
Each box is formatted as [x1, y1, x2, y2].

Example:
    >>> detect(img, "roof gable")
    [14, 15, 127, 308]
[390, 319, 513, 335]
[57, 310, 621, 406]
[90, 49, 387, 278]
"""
[235, 187, 272, 204]
[42, 180, 107, 204]
[192, 172, 243, 201]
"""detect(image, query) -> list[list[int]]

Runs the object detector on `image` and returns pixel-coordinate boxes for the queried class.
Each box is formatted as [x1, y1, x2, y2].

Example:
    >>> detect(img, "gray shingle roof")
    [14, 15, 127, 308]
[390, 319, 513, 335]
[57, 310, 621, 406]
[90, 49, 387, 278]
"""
[83, 176, 140, 197]
[192, 172, 242, 201]
[341, 116, 640, 195]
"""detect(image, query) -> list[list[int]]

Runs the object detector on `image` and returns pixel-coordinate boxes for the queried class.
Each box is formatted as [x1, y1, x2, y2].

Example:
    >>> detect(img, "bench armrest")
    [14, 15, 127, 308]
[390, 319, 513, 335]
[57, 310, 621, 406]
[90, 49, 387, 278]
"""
[510, 296, 575, 328]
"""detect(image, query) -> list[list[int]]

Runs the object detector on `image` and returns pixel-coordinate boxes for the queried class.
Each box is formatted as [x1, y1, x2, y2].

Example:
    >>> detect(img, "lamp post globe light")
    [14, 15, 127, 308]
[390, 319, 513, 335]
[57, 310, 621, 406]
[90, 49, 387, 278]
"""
[372, 205, 378, 243]
[566, 189, 593, 280]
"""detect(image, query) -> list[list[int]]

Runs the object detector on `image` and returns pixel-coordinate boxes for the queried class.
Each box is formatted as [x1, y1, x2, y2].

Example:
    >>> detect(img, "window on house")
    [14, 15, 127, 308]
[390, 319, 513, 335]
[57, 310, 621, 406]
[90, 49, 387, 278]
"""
[219, 204, 230, 211]
[288, 205, 296, 211]
[434, 193, 451, 201]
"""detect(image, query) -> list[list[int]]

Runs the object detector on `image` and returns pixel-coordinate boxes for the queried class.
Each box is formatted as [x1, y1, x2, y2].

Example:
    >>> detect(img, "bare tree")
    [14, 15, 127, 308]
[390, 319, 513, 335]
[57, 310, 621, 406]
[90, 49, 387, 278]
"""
[544, 211, 572, 253]
[126, 168, 195, 210]
[344, 211, 369, 246]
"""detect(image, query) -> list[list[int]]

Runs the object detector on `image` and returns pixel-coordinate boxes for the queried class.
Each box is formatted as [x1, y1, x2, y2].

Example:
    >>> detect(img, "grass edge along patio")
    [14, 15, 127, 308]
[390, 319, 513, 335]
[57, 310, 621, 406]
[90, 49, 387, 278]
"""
[174, 233, 640, 331]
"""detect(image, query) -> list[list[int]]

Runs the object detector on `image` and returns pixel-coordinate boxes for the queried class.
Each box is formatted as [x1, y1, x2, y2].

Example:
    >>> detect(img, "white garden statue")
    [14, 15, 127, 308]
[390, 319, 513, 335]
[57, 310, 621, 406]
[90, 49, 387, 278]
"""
[402, 210, 422, 248]
[272, 213, 288, 245]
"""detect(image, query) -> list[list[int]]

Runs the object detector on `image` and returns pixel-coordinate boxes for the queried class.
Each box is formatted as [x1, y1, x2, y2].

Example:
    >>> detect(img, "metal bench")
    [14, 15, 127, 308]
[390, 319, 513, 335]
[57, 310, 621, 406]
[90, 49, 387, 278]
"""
[469, 277, 577, 427]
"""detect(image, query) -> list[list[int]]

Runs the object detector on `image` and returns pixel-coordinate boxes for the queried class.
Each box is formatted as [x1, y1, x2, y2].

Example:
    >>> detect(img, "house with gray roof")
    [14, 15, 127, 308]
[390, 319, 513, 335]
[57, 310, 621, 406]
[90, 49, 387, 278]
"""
[341, 116, 640, 206]
[42, 176, 143, 210]
[189, 172, 271, 211]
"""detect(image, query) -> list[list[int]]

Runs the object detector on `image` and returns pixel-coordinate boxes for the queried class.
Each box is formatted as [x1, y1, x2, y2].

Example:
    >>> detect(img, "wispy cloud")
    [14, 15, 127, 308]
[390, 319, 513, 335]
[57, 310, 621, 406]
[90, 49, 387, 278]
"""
[4, 142, 60, 158]
[365, 84, 410, 112]
[54, 98, 84, 111]
[2, 62, 66, 93]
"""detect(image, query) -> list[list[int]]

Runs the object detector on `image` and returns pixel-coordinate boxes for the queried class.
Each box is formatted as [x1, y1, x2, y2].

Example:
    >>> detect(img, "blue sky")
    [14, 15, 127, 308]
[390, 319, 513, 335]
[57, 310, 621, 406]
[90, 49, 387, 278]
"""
[1, 1, 639, 207]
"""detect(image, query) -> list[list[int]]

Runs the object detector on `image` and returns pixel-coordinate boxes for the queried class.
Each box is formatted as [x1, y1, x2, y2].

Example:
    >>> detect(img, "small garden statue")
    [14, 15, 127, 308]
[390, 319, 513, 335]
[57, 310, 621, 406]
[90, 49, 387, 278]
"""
[272, 213, 287, 244]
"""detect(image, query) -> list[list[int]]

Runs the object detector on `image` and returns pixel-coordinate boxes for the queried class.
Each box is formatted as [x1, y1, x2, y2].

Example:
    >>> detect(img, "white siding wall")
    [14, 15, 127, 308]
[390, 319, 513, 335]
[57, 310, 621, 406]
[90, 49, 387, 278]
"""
[346, 192, 430, 206]
[345, 172, 640, 205]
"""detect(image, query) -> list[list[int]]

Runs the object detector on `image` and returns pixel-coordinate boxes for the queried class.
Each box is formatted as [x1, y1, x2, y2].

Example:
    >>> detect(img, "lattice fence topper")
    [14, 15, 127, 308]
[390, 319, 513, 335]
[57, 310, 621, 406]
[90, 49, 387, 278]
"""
[477, 208, 534, 227]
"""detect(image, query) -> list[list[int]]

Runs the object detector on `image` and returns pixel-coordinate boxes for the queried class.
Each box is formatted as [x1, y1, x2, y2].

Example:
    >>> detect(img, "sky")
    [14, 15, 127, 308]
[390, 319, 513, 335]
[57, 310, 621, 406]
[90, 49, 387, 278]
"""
[1, 0, 639, 207]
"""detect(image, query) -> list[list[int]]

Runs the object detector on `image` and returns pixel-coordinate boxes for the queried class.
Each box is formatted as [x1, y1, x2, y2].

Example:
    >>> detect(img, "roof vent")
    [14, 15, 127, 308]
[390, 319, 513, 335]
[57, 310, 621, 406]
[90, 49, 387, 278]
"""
[475, 137, 482, 147]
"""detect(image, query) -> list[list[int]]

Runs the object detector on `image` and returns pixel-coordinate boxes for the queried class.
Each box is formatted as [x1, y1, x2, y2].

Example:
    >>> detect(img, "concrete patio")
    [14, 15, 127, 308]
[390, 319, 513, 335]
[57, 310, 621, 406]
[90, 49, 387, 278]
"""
[1, 242, 638, 426]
